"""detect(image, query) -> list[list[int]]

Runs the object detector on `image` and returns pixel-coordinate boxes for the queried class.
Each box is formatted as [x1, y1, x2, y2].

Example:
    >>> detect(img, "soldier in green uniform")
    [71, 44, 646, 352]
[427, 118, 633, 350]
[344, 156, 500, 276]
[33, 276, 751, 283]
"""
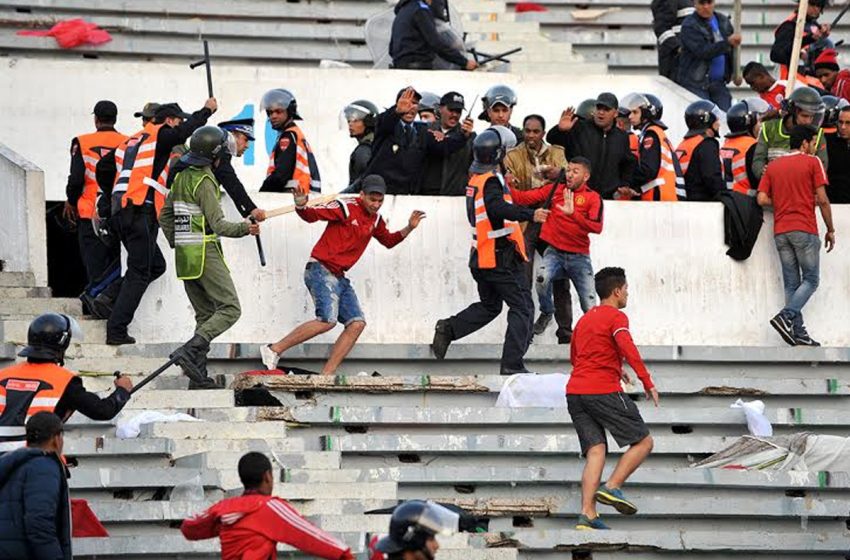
[160, 126, 260, 389]
[753, 86, 829, 178]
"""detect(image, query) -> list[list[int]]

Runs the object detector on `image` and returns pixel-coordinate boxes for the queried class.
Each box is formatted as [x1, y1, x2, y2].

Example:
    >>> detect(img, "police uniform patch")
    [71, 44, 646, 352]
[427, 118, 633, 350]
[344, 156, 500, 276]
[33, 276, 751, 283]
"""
[279, 136, 291, 151]
[174, 214, 191, 233]
[642, 136, 654, 149]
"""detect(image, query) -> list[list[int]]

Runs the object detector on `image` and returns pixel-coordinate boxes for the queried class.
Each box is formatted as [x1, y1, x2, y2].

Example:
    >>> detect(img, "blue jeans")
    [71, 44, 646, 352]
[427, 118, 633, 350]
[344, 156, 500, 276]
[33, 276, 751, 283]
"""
[774, 232, 820, 333]
[536, 247, 596, 315]
[304, 262, 365, 326]
[683, 80, 732, 111]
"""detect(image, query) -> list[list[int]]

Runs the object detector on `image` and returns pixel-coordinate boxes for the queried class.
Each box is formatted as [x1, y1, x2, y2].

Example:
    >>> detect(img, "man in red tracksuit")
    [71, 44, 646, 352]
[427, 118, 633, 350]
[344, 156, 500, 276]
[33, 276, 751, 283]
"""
[260, 175, 425, 374]
[181, 452, 353, 560]
[814, 49, 850, 104]
[510, 157, 604, 341]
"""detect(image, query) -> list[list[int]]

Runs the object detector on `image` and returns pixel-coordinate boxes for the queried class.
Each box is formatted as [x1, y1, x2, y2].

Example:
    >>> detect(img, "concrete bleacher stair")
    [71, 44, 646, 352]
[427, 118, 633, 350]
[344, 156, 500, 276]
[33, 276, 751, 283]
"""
[0, 269, 848, 558]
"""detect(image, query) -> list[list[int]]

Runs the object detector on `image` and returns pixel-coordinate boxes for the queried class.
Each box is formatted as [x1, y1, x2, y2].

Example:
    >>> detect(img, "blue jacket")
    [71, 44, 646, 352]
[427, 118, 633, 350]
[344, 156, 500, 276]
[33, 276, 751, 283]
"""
[677, 11, 734, 90]
[0, 448, 71, 560]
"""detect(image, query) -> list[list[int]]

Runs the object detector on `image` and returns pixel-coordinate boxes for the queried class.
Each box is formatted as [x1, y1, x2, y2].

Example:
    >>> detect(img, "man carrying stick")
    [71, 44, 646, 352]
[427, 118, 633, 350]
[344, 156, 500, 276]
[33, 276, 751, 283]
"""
[261, 175, 425, 375]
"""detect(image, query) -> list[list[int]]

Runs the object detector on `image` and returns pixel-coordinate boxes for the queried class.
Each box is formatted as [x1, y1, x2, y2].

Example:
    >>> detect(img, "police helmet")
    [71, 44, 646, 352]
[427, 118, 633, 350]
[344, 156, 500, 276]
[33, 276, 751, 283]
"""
[418, 92, 442, 116]
[478, 84, 518, 121]
[470, 128, 507, 174]
[783, 86, 825, 126]
[726, 97, 771, 137]
[576, 99, 597, 121]
[822, 95, 849, 128]
[343, 99, 379, 130]
[261, 88, 301, 122]
[684, 100, 723, 136]
[18, 313, 84, 365]
[622, 93, 664, 125]
[184, 126, 228, 166]
[375, 501, 459, 559]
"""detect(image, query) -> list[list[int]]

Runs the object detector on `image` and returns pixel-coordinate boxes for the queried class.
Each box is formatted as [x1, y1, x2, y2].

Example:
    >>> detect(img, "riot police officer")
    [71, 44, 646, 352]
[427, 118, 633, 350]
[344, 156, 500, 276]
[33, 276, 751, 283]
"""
[375, 500, 460, 560]
[260, 88, 321, 194]
[478, 85, 524, 143]
[675, 100, 725, 201]
[722, 98, 771, 197]
[342, 99, 379, 187]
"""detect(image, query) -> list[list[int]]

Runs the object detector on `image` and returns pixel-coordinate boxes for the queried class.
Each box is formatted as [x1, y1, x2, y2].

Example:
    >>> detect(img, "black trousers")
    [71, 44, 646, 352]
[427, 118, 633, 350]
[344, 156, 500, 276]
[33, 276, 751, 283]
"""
[523, 228, 573, 339]
[77, 218, 119, 286]
[107, 205, 166, 338]
[448, 262, 534, 373]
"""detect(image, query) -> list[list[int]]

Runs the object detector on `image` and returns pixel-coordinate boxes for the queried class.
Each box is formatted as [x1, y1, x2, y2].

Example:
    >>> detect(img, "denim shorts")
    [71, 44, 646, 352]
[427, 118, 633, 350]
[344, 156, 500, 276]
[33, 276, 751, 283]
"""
[304, 261, 365, 326]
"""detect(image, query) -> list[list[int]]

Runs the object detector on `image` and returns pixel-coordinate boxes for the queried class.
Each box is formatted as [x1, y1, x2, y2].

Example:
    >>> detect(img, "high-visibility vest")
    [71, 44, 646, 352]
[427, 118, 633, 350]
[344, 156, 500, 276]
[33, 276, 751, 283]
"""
[760, 118, 825, 163]
[638, 124, 686, 201]
[266, 124, 321, 193]
[113, 122, 171, 217]
[0, 362, 74, 453]
[75, 130, 127, 219]
[675, 134, 707, 176]
[169, 166, 221, 280]
[628, 132, 639, 160]
[466, 171, 528, 269]
[721, 136, 758, 197]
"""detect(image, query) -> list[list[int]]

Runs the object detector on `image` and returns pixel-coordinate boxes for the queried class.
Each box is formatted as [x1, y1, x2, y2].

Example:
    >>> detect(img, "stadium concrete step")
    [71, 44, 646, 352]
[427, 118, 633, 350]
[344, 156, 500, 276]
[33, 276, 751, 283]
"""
[0, 296, 81, 316]
[0, 270, 36, 287]
[138, 420, 289, 441]
[64, 436, 174, 458]
[0, 285, 51, 299]
[69, 466, 220, 491]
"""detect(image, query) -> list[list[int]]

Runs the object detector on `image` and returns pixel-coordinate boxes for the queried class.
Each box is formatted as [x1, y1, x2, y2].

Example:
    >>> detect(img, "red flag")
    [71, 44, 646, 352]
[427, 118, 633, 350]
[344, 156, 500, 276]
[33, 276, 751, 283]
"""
[71, 499, 109, 538]
[515, 2, 548, 12]
[17, 18, 111, 49]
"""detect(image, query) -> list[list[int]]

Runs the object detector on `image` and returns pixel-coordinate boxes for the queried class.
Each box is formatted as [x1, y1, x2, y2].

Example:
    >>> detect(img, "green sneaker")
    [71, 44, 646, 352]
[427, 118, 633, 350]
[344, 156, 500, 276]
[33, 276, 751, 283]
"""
[575, 514, 610, 530]
[595, 484, 638, 515]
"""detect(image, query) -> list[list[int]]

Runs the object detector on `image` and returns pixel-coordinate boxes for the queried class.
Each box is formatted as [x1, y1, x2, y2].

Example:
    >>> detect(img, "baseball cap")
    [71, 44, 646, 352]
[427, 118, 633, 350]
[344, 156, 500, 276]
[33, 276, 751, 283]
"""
[92, 100, 117, 120]
[133, 102, 161, 119]
[361, 174, 387, 195]
[155, 103, 192, 120]
[596, 92, 619, 110]
[440, 91, 465, 111]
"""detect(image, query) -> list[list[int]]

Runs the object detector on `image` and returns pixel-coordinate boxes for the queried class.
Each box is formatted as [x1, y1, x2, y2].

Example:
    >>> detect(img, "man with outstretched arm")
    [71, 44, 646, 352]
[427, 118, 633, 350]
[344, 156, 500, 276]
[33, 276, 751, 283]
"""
[568, 267, 659, 530]
[261, 175, 425, 375]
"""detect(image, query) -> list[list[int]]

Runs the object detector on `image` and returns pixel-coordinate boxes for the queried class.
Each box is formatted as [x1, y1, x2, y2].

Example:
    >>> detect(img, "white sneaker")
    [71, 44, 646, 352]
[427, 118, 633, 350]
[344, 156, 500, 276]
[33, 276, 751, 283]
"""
[260, 344, 280, 370]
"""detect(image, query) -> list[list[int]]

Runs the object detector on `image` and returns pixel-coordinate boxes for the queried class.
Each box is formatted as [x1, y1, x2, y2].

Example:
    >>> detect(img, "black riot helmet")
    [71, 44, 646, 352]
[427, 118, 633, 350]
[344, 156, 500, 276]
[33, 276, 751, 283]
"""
[621, 93, 664, 127]
[418, 92, 442, 117]
[478, 84, 518, 121]
[726, 98, 771, 138]
[343, 99, 379, 131]
[822, 95, 849, 128]
[576, 98, 597, 121]
[375, 501, 459, 560]
[18, 313, 84, 366]
[684, 100, 723, 136]
[470, 126, 516, 174]
[185, 126, 228, 166]
[783, 86, 826, 127]
[261, 88, 300, 126]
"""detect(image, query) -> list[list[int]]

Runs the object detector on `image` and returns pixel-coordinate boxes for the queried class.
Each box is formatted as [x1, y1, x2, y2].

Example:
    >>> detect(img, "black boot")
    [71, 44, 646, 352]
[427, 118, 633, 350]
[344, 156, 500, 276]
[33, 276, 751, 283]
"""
[188, 346, 224, 390]
[170, 334, 209, 385]
[432, 319, 454, 360]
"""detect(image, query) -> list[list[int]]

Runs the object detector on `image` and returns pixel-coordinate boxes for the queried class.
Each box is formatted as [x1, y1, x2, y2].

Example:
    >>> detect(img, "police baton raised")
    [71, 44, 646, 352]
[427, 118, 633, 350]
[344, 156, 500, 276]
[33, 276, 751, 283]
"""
[189, 39, 214, 98]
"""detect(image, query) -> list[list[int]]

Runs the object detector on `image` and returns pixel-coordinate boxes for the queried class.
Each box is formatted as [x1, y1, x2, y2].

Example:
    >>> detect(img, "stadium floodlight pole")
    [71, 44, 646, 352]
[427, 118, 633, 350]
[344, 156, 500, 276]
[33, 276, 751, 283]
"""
[787, 0, 809, 92]
[732, 0, 743, 86]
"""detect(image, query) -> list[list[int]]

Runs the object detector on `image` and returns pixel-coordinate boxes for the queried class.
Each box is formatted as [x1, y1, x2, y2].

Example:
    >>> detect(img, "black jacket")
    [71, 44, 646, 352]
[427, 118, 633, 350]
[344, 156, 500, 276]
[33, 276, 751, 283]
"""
[260, 126, 297, 193]
[826, 132, 850, 204]
[771, 13, 819, 67]
[349, 133, 374, 187]
[390, 0, 467, 69]
[0, 448, 71, 560]
[168, 153, 258, 218]
[683, 135, 725, 201]
[651, 0, 694, 48]
[369, 108, 467, 195]
[677, 11, 733, 90]
[421, 122, 474, 195]
[546, 120, 637, 199]
[719, 190, 763, 260]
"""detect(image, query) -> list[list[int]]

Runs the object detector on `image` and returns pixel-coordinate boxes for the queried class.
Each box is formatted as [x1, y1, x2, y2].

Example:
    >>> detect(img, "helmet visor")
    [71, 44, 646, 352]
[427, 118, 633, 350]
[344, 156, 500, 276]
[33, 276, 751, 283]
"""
[417, 502, 460, 536]
[489, 125, 517, 150]
[343, 104, 372, 122]
[225, 131, 238, 157]
[742, 97, 771, 118]
[621, 93, 649, 111]
[64, 314, 84, 344]
[260, 89, 294, 112]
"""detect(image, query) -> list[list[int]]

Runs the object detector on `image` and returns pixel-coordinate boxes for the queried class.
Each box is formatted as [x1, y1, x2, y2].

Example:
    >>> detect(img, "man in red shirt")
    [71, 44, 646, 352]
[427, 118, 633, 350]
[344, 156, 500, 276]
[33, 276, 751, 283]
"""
[260, 175, 425, 374]
[743, 62, 787, 116]
[510, 157, 603, 330]
[181, 452, 353, 560]
[814, 49, 850, 104]
[757, 125, 835, 346]
[566, 267, 658, 530]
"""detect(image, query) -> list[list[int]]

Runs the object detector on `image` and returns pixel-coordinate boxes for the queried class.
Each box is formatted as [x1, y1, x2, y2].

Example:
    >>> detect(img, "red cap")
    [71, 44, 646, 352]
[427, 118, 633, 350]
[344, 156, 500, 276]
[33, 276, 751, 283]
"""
[814, 49, 840, 72]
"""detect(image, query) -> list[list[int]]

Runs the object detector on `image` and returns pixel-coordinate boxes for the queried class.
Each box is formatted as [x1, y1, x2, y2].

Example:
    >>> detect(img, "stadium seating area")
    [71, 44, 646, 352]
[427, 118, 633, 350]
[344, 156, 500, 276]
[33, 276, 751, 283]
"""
[1, 270, 848, 558]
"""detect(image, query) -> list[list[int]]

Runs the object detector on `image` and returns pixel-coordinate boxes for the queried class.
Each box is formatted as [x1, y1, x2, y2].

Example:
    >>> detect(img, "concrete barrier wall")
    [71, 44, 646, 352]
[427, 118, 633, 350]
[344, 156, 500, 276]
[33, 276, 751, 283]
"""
[0, 57, 696, 201]
[0, 143, 47, 286]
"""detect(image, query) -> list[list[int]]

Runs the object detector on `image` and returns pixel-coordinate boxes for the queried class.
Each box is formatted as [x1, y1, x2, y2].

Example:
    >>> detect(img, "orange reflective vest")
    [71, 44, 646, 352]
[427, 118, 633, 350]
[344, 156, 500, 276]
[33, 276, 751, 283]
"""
[628, 132, 639, 160]
[638, 125, 686, 201]
[675, 134, 707, 176]
[75, 130, 127, 219]
[467, 171, 528, 269]
[266, 124, 321, 193]
[0, 362, 74, 453]
[113, 122, 170, 217]
[721, 136, 758, 197]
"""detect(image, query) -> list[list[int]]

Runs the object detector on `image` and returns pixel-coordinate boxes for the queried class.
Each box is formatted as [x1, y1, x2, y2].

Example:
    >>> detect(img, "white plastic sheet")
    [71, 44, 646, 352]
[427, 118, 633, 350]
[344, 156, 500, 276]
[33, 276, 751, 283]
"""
[495, 373, 569, 408]
[116, 410, 202, 439]
[730, 398, 773, 437]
